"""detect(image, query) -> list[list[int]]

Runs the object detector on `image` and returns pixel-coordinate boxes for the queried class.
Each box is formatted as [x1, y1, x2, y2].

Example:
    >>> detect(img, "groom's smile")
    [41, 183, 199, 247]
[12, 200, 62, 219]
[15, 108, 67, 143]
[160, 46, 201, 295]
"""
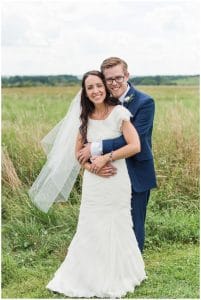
[103, 64, 129, 99]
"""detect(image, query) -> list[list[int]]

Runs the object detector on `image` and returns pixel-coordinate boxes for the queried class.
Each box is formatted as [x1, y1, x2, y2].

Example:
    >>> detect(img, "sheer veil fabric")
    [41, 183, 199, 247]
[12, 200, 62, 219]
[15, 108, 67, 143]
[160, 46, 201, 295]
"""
[29, 91, 81, 213]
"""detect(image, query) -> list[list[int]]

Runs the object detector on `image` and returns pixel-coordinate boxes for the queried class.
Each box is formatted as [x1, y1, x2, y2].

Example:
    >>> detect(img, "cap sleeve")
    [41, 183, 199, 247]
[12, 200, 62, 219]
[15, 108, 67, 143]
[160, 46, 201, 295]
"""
[115, 105, 133, 132]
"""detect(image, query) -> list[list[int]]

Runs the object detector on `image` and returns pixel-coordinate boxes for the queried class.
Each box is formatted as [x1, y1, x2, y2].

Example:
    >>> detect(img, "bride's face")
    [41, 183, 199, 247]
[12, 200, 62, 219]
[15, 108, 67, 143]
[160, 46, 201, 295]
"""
[85, 75, 106, 105]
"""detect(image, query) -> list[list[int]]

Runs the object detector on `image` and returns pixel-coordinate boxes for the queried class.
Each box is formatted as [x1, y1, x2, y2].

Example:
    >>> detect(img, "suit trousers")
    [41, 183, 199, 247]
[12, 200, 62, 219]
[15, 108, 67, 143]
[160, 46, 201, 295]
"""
[131, 189, 150, 252]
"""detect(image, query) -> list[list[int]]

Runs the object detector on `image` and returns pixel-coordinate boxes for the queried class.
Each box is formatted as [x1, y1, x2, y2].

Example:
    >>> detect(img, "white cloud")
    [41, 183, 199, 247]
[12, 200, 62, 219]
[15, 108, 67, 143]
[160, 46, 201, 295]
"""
[1, 0, 200, 75]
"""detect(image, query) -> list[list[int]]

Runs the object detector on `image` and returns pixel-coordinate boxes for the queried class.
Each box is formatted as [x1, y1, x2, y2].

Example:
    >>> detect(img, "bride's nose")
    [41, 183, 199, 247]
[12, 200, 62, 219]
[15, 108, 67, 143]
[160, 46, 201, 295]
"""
[92, 86, 99, 94]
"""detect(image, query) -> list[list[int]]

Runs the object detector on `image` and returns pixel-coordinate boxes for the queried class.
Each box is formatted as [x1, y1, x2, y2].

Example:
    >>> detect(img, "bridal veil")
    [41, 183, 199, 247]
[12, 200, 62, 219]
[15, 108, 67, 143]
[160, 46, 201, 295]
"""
[29, 91, 81, 213]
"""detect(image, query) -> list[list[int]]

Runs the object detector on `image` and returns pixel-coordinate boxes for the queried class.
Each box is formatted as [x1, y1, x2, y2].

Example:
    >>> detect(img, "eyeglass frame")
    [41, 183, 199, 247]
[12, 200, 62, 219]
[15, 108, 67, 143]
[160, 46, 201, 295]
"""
[105, 76, 125, 85]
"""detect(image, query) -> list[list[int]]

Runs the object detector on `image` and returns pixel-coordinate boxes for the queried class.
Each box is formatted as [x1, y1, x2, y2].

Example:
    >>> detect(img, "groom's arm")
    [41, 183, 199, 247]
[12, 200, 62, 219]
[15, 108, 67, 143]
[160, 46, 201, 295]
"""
[77, 136, 126, 164]
[78, 98, 154, 162]
[102, 135, 126, 154]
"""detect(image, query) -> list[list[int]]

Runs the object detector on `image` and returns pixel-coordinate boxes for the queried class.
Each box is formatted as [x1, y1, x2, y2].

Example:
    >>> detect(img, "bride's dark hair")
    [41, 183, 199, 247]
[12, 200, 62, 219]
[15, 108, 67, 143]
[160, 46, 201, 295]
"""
[80, 70, 120, 143]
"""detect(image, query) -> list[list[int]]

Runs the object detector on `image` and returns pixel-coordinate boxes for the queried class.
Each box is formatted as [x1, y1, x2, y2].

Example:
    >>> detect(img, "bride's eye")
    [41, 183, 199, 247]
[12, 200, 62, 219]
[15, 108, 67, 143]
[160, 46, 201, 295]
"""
[97, 84, 104, 88]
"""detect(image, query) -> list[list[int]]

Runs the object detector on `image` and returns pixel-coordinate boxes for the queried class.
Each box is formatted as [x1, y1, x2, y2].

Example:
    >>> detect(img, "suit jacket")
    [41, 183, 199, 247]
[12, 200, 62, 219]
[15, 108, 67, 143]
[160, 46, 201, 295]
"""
[102, 82, 157, 192]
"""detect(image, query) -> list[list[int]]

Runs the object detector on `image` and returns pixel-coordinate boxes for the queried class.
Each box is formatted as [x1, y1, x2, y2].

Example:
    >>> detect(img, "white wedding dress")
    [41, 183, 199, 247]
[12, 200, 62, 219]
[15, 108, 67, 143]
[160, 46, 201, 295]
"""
[46, 105, 146, 298]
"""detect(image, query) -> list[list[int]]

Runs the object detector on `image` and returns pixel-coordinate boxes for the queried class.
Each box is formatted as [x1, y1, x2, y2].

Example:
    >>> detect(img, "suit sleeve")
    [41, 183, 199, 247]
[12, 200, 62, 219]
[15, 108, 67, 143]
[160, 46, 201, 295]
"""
[134, 98, 155, 136]
[102, 98, 155, 154]
[102, 135, 127, 154]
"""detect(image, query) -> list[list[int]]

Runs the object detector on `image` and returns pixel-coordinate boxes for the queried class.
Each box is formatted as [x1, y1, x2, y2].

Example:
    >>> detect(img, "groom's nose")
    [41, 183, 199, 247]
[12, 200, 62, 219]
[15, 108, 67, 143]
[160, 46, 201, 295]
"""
[111, 80, 118, 86]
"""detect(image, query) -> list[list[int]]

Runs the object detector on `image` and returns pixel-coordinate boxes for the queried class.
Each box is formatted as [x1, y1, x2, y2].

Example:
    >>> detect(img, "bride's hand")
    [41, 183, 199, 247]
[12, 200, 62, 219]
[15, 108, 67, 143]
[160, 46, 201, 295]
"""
[97, 163, 117, 177]
[90, 155, 109, 173]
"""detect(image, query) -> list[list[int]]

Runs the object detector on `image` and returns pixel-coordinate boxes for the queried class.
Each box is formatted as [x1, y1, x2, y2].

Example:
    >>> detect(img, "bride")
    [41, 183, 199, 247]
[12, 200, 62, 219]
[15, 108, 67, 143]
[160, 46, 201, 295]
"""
[45, 70, 146, 298]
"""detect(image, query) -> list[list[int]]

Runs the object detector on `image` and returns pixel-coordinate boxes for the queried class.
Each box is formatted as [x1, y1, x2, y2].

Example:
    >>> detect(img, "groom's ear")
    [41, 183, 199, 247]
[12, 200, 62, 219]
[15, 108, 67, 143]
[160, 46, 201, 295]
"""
[125, 71, 130, 81]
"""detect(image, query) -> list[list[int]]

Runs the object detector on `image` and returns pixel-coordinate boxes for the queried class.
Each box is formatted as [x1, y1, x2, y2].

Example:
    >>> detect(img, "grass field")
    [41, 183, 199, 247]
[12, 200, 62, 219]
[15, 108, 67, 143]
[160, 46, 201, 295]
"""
[2, 85, 199, 298]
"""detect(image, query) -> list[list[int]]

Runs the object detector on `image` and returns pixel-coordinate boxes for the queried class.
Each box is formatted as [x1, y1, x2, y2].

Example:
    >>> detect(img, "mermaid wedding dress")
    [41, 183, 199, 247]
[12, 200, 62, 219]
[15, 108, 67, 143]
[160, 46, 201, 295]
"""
[46, 105, 146, 298]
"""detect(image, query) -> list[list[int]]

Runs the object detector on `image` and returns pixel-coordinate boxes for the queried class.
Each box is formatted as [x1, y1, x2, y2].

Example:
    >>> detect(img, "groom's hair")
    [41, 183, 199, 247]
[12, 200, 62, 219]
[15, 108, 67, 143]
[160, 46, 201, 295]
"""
[100, 57, 128, 73]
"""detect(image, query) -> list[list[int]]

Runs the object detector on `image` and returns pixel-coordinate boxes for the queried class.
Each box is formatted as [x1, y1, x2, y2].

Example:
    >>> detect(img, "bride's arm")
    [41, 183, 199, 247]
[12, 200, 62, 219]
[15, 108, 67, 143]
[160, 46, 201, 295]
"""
[75, 132, 83, 158]
[75, 132, 100, 173]
[75, 132, 117, 177]
[91, 121, 140, 171]
[113, 120, 141, 159]
[75, 132, 91, 169]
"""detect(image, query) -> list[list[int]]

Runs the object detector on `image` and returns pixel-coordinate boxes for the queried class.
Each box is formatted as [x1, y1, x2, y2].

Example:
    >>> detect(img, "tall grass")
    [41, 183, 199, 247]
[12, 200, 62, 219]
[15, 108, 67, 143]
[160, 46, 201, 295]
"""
[2, 85, 199, 298]
[2, 85, 199, 207]
[144, 86, 199, 211]
[2, 148, 22, 189]
[2, 86, 80, 184]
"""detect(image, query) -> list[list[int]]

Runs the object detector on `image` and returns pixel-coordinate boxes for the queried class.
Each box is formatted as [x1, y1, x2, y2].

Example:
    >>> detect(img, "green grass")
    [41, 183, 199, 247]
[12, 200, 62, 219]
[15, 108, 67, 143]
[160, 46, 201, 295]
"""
[2, 85, 199, 298]
[2, 240, 199, 298]
[130, 243, 199, 298]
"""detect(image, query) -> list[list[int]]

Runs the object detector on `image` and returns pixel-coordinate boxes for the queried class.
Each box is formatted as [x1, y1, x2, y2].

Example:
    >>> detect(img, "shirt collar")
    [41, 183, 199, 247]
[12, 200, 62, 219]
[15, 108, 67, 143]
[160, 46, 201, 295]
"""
[119, 84, 130, 103]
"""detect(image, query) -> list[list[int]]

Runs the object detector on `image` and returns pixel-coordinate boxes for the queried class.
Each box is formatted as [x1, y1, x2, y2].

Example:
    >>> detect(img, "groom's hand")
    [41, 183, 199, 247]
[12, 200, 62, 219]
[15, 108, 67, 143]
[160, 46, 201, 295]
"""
[78, 143, 91, 164]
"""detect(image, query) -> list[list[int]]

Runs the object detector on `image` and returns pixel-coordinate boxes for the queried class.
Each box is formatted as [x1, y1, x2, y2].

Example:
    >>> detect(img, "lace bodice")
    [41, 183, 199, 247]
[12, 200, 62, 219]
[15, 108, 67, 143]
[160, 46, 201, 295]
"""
[87, 105, 132, 142]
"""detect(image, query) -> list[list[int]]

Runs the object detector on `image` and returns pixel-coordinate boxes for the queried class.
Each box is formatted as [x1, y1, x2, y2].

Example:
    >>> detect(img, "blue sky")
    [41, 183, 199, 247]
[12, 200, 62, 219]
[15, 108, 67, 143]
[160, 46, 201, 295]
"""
[2, 0, 200, 76]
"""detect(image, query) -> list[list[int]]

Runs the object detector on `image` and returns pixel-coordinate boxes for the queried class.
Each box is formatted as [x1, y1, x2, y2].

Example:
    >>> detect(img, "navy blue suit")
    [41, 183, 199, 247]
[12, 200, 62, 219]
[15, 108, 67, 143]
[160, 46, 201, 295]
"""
[102, 83, 157, 252]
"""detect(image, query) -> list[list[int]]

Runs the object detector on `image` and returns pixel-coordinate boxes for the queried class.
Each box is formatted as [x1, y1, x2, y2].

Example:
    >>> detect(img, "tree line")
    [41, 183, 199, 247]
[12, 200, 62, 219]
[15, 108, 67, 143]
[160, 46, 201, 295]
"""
[1, 74, 199, 87]
[2, 75, 80, 87]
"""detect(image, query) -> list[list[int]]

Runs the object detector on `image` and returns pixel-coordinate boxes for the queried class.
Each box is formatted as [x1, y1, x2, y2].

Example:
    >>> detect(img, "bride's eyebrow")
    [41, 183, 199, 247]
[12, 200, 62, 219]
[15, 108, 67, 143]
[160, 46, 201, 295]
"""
[86, 83, 104, 88]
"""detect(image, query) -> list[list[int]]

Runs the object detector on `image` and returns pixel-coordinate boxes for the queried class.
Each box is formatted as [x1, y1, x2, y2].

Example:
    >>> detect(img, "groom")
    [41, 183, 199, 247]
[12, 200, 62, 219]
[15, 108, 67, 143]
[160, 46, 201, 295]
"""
[78, 57, 157, 252]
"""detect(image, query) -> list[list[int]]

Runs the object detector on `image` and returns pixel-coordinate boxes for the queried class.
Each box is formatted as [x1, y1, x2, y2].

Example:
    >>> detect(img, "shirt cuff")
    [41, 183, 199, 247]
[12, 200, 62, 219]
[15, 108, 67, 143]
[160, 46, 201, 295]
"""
[91, 141, 103, 156]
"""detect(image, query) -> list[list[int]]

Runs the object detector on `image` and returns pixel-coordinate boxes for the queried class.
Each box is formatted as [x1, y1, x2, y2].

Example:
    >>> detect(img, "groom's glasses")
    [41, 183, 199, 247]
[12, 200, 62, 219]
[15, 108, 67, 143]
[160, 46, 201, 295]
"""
[105, 76, 124, 85]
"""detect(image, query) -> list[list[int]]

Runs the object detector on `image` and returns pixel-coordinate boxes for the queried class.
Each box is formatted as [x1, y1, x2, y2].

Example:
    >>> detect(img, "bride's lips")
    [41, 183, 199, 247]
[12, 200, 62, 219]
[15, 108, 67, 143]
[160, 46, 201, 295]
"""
[93, 94, 103, 100]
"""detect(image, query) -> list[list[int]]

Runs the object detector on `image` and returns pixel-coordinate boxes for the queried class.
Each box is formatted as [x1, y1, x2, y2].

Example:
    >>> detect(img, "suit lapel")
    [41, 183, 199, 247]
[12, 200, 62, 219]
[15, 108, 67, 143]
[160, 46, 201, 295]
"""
[123, 83, 138, 116]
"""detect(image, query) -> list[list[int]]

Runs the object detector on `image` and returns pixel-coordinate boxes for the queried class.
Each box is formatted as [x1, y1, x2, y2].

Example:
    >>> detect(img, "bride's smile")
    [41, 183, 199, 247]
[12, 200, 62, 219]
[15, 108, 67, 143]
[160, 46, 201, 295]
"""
[85, 75, 106, 105]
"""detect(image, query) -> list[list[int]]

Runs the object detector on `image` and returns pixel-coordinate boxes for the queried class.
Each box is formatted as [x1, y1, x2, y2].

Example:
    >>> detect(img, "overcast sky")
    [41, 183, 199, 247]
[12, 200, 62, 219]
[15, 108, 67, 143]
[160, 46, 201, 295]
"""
[2, 0, 200, 76]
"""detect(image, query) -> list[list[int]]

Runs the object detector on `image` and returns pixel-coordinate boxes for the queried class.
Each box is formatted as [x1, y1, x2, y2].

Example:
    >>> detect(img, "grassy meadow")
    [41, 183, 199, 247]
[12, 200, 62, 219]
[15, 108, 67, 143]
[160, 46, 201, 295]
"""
[2, 85, 199, 298]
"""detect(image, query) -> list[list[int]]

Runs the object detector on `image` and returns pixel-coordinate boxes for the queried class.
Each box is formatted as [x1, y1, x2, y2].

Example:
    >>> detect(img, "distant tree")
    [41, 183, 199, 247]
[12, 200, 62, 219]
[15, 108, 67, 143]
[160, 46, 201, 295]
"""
[155, 76, 161, 85]
[1, 75, 199, 87]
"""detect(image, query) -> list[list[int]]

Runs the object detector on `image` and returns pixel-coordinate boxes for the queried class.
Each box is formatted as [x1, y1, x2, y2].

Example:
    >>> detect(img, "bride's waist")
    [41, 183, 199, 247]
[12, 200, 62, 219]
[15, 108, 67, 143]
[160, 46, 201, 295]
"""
[83, 159, 129, 179]
[109, 159, 126, 168]
[91, 158, 127, 169]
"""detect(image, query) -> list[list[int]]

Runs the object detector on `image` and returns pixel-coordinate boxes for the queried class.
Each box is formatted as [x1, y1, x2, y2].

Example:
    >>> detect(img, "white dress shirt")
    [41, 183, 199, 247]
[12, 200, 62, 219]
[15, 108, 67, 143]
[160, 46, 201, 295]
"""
[90, 84, 130, 156]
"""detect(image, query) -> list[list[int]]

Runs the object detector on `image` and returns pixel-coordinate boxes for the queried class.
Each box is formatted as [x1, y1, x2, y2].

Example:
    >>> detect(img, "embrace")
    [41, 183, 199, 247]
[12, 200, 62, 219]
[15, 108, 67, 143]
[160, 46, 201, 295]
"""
[29, 57, 157, 298]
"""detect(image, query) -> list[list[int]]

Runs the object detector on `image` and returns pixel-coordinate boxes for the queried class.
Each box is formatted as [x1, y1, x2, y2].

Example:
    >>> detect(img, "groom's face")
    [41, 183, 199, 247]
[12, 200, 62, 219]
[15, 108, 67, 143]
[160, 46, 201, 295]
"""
[103, 64, 129, 99]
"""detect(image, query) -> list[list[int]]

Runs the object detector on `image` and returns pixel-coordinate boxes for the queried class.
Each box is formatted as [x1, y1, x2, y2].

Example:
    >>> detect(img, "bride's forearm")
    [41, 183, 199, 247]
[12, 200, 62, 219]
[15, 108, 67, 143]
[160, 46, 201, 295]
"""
[107, 143, 140, 161]
[91, 142, 140, 169]
[105, 120, 140, 161]
[75, 132, 84, 158]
